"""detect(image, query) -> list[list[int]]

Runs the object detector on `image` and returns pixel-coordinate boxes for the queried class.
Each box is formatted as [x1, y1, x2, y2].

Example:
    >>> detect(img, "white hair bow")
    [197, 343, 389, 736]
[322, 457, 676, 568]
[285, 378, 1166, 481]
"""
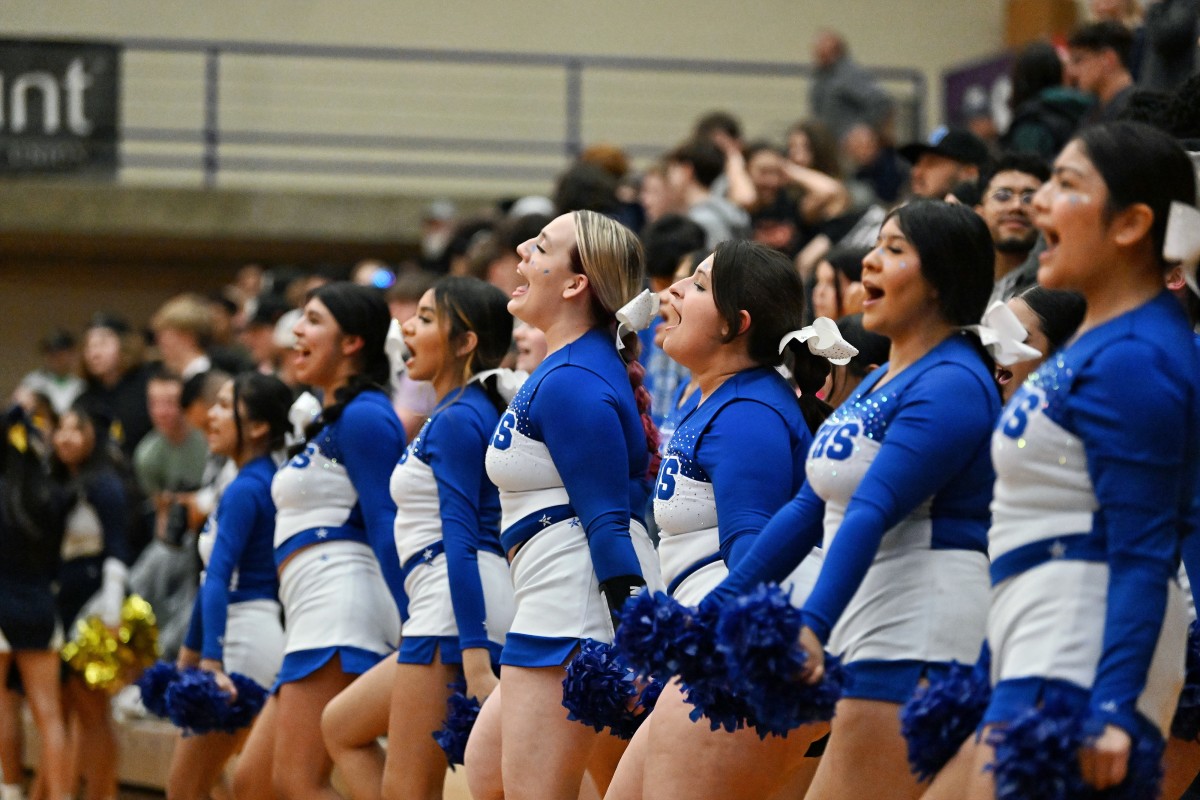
[1164, 201, 1200, 296]
[286, 391, 322, 446]
[615, 289, 658, 350]
[965, 301, 1042, 367]
[472, 368, 528, 403]
[384, 318, 411, 395]
[778, 317, 859, 365]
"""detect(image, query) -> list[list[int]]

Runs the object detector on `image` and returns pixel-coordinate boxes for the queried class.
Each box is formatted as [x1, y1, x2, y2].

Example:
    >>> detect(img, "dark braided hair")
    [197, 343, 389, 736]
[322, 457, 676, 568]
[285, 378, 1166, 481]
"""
[231, 373, 294, 458]
[432, 276, 515, 414]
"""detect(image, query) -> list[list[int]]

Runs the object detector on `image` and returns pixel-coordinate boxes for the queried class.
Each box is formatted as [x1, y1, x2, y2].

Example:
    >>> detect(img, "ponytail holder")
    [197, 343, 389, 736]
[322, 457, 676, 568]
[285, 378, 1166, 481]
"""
[964, 301, 1042, 367]
[384, 318, 411, 395]
[286, 391, 322, 447]
[615, 289, 658, 351]
[778, 317, 858, 366]
[1164, 201, 1200, 296]
[472, 368, 528, 404]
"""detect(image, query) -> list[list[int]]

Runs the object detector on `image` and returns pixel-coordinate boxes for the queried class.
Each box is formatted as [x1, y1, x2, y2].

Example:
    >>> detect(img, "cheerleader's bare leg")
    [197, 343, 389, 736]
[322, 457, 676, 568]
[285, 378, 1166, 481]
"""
[0, 687, 22, 793]
[379, 650, 457, 800]
[632, 682, 824, 800]
[322, 656, 397, 800]
[602, 709, 651, 800]
[232, 694, 278, 800]
[63, 679, 116, 800]
[166, 726, 247, 800]
[584, 729, 628, 796]
[269, 657, 355, 800]
[803, 698, 919, 800]
[500, 664, 599, 800]
[465, 685, 504, 800]
[6, 653, 67, 800]
[960, 728, 997, 800]
[1161, 737, 1200, 800]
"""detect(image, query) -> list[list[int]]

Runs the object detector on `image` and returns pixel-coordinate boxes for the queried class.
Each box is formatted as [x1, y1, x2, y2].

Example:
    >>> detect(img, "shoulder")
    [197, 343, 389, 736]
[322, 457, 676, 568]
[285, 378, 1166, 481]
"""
[340, 390, 404, 435]
[84, 469, 126, 502]
[911, 337, 998, 401]
[428, 392, 493, 444]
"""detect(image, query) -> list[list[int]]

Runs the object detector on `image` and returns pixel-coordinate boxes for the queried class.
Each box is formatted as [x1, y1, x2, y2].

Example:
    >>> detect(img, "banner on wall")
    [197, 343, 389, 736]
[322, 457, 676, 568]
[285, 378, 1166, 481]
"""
[0, 39, 121, 174]
[943, 52, 1014, 134]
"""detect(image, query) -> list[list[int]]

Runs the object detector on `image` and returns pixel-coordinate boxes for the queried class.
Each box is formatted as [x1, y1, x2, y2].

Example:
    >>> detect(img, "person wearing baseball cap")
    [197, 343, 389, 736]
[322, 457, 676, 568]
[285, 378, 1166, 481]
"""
[900, 126, 992, 199]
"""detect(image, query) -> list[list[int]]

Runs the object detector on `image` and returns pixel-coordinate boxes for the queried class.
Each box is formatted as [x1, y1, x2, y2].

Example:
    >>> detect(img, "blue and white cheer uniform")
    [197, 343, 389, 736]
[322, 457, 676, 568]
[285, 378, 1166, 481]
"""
[984, 292, 1200, 743]
[391, 382, 514, 666]
[184, 455, 284, 688]
[655, 368, 821, 607]
[486, 328, 663, 668]
[709, 334, 1000, 703]
[271, 391, 406, 687]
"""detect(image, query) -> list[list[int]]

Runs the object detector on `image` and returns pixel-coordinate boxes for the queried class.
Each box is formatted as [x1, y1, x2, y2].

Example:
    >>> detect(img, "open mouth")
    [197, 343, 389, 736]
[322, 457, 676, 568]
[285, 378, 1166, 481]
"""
[862, 282, 885, 305]
[997, 367, 1013, 386]
[1038, 226, 1060, 264]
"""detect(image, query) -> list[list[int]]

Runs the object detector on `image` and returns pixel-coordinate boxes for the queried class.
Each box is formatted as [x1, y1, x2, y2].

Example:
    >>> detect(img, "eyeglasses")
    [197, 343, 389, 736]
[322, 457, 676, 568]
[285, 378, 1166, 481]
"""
[987, 187, 1037, 205]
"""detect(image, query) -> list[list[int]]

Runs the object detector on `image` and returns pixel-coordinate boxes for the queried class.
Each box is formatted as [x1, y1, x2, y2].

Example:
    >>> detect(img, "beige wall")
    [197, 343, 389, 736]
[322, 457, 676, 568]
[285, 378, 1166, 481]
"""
[4, 1, 1008, 197]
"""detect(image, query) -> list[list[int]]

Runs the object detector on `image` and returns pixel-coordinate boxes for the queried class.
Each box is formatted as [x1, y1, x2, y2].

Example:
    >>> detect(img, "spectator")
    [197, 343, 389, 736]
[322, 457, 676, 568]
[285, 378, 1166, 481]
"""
[1140, 0, 1200, 92]
[1002, 41, 1092, 160]
[76, 314, 153, 458]
[665, 137, 751, 250]
[150, 294, 215, 380]
[15, 330, 84, 416]
[205, 288, 254, 375]
[899, 127, 991, 199]
[1068, 22, 1138, 122]
[843, 122, 910, 204]
[553, 161, 620, 216]
[809, 29, 895, 142]
[974, 152, 1051, 302]
[638, 164, 679, 226]
[238, 293, 291, 377]
[692, 110, 757, 211]
[419, 199, 457, 273]
[127, 369, 208, 659]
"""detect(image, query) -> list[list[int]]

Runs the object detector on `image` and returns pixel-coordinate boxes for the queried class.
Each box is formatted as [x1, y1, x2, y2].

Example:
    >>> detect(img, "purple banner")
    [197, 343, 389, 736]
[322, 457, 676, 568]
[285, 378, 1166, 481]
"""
[943, 52, 1014, 132]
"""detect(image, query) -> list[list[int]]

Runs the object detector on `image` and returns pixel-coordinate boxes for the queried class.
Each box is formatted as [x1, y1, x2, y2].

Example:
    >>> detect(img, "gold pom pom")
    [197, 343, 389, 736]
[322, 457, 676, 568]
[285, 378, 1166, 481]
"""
[61, 594, 161, 693]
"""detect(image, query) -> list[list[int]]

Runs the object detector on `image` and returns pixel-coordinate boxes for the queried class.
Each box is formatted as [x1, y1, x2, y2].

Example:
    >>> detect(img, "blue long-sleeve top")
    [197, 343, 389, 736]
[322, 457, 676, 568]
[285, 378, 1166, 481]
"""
[704, 334, 999, 646]
[393, 383, 502, 649]
[1180, 333, 1200, 616]
[654, 368, 812, 593]
[486, 327, 650, 584]
[991, 292, 1200, 738]
[184, 455, 279, 662]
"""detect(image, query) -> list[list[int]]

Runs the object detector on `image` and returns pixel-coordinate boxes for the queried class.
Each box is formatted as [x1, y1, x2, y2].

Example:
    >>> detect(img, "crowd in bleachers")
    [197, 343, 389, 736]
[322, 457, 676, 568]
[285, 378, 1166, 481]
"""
[2, 6, 1200, 800]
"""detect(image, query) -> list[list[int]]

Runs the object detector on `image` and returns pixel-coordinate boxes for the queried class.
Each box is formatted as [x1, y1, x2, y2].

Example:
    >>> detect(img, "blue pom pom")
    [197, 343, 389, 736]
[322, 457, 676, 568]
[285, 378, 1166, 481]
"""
[163, 669, 269, 736]
[988, 692, 1087, 800]
[987, 688, 1163, 800]
[614, 591, 702, 678]
[561, 639, 660, 740]
[900, 655, 991, 782]
[714, 583, 844, 738]
[1172, 620, 1200, 742]
[135, 661, 179, 718]
[433, 678, 481, 769]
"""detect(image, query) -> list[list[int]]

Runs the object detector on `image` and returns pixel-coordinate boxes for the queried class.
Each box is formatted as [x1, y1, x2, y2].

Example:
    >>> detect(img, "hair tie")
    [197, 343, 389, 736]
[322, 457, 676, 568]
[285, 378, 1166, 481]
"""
[963, 301, 1042, 367]
[778, 317, 858, 366]
[286, 391, 322, 447]
[1165, 201, 1200, 296]
[384, 318, 411, 396]
[472, 368, 528, 403]
[614, 289, 658, 351]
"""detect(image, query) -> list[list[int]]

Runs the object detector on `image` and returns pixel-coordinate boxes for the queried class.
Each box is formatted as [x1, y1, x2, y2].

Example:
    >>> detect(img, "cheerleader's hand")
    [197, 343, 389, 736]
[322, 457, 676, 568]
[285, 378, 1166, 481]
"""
[797, 626, 825, 685]
[176, 646, 200, 670]
[199, 658, 238, 703]
[462, 647, 499, 703]
[1078, 724, 1130, 790]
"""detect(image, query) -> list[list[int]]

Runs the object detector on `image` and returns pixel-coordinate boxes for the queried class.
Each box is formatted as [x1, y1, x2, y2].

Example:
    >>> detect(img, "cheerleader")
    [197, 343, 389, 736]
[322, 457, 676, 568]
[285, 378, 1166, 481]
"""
[960, 121, 1200, 799]
[993, 286, 1086, 402]
[607, 240, 840, 800]
[49, 406, 130, 800]
[0, 408, 68, 800]
[464, 210, 663, 800]
[320, 276, 516, 800]
[233, 282, 406, 800]
[707, 200, 1001, 800]
[167, 373, 291, 800]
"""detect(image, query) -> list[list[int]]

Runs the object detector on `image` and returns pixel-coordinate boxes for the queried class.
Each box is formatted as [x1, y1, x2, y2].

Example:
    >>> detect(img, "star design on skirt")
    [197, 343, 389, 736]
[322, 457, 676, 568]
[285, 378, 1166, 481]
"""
[539, 514, 551, 527]
[423, 547, 435, 563]
[568, 518, 581, 528]
[316, 528, 329, 539]
[1048, 540, 1066, 559]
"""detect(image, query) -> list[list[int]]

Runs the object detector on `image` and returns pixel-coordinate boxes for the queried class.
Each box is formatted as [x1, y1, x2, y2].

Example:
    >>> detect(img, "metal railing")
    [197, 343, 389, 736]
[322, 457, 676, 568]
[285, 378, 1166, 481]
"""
[115, 37, 927, 194]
